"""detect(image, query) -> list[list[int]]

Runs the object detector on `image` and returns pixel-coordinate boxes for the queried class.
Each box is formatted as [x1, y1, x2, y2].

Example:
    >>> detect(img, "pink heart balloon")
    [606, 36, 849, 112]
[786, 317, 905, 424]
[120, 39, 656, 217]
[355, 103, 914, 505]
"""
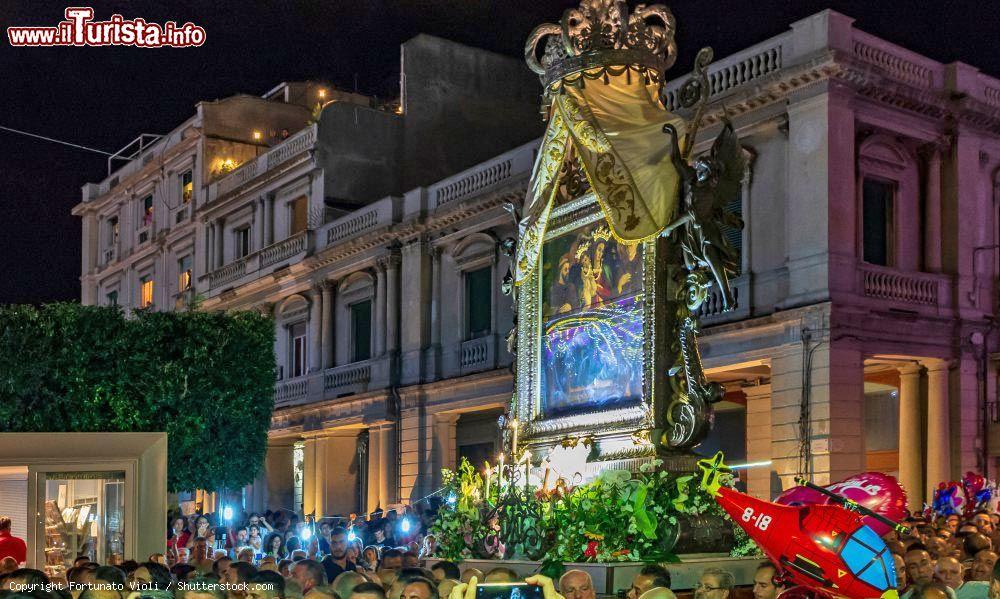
[775, 472, 908, 536]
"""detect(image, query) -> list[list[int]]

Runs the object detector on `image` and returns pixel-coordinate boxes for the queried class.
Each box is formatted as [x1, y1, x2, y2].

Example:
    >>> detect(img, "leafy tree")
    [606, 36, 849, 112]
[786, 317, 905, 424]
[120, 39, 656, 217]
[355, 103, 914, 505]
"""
[0, 303, 275, 492]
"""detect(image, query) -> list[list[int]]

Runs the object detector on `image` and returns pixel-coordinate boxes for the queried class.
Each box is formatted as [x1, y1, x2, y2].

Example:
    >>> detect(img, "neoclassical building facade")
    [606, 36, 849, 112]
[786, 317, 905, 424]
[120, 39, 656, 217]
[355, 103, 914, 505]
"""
[75, 11, 1000, 516]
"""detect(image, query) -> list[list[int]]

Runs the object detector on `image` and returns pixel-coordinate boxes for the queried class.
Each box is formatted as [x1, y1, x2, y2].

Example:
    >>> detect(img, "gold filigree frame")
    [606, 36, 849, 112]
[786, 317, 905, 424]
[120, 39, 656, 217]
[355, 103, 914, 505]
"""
[515, 191, 664, 463]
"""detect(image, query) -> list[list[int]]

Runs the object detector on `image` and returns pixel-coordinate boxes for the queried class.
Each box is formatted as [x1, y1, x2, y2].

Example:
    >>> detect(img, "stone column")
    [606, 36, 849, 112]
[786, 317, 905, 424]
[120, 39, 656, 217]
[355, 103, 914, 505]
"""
[924, 148, 942, 272]
[433, 413, 460, 489]
[206, 223, 215, 272]
[430, 247, 442, 377]
[265, 195, 275, 246]
[925, 360, 952, 499]
[302, 438, 320, 517]
[308, 285, 323, 373]
[324, 433, 360, 515]
[312, 437, 328, 518]
[770, 334, 865, 488]
[366, 423, 396, 510]
[897, 363, 924, 510]
[255, 197, 266, 251]
[386, 252, 401, 355]
[743, 384, 773, 499]
[215, 218, 225, 268]
[374, 263, 387, 357]
[321, 281, 335, 369]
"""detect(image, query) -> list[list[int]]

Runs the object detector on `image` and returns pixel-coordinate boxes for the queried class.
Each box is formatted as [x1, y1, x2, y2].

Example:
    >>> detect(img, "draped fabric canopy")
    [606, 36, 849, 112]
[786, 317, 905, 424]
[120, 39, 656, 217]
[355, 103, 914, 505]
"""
[514, 69, 685, 285]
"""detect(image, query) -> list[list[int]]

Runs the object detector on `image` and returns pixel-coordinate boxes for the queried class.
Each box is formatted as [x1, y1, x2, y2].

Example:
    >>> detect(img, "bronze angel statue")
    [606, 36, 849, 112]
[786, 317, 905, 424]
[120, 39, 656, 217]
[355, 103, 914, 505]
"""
[662, 118, 745, 311]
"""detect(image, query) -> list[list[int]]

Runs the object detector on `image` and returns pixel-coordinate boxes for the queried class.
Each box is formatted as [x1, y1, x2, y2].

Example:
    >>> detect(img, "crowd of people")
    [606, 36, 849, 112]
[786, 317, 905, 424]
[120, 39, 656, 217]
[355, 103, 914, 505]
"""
[1, 507, 1000, 599]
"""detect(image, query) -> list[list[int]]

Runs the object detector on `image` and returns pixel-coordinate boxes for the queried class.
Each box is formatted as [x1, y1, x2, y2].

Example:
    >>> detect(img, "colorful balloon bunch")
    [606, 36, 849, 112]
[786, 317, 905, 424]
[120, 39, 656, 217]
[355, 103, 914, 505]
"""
[927, 472, 998, 518]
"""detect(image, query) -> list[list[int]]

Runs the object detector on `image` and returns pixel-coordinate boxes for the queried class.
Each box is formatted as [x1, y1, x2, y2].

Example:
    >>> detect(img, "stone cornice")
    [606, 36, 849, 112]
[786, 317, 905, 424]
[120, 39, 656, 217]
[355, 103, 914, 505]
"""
[683, 48, 1000, 137]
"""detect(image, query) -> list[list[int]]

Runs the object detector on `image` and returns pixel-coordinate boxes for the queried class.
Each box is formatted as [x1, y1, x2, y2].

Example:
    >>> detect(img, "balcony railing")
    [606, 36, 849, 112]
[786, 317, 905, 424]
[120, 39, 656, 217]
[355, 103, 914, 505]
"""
[274, 377, 309, 407]
[851, 30, 940, 88]
[101, 245, 119, 267]
[428, 141, 535, 210]
[209, 124, 317, 202]
[318, 195, 401, 249]
[662, 34, 789, 112]
[460, 335, 495, 374]
[208, 258, 248, 289]
[324, 361, 372, 393]
[698, 275, 751, 326]
[859, 264, 950, 307]
[207, 231, 313, 291]
[260, 231, 308, 268]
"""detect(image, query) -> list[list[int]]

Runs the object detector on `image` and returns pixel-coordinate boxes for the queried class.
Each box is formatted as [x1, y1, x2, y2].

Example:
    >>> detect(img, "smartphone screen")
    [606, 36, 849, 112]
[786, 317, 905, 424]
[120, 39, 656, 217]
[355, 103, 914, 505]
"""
[476, 583, 544, 599]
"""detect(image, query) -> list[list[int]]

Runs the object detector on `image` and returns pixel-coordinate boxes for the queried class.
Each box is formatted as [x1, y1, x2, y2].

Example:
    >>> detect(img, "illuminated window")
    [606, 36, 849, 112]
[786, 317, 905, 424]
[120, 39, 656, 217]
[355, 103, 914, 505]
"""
[289, 197, 308, 236]
[178, 255, 192, 292]
[290, 322, 307, 378]
[350, 300, 372, 362]
[181, 171, 193, 204]
[139, 276, 154, 308]
[141, 195, 154, 228]
[465, 267, 492, 340]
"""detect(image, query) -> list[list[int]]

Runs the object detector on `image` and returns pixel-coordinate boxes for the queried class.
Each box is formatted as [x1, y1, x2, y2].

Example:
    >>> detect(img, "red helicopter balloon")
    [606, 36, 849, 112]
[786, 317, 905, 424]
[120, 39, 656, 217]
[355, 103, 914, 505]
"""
[697, 452, 900, 599]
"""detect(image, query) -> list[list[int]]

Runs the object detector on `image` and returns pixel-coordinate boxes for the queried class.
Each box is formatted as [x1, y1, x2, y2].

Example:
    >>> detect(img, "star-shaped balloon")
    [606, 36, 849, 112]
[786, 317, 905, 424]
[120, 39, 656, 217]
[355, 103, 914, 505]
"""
[697, 451, 731, 497]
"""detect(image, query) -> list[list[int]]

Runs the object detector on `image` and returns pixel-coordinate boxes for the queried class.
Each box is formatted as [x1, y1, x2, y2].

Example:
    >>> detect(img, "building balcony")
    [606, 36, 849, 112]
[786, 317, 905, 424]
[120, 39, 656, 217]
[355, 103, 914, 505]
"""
[426, 140, 536, 211]
[317, 195, 402, 249]
[274, 376, 309, 407]
[100, 245, 120, 269]
[206, 230, 313, 293]
[323, 360, 373, 396]
[699, 274, 752, 326]
[854, 263, 952, 317]
[459, 334, 498, 375]
[273, 357, 392, 409]
[206, 124, 317, 204]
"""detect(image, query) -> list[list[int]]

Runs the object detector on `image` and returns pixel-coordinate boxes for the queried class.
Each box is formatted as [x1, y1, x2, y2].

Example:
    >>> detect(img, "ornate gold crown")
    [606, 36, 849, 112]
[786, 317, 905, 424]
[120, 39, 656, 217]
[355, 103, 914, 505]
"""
[525, 0, 678, 91]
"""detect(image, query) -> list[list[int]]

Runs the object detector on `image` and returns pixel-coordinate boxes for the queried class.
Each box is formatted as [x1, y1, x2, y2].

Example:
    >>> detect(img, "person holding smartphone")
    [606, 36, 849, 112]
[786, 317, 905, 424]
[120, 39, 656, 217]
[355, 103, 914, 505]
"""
[450, 574, 565, 599]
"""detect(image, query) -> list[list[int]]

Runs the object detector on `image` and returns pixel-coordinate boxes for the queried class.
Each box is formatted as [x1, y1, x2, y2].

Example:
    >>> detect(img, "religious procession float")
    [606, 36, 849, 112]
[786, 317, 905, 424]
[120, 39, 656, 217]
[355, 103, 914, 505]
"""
[426, 1, 1000, 597]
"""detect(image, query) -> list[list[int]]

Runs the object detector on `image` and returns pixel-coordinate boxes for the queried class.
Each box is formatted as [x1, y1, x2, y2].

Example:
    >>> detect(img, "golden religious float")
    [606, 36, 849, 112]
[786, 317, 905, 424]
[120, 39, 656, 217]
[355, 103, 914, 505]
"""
[504, 0, 744, 490]
[0, 433, 167, 577]
[428, 0, 759, 589]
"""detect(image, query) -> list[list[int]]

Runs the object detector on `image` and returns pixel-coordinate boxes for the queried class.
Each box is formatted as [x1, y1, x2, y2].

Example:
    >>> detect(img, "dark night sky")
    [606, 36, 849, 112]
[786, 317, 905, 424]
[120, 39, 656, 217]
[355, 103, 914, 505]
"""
[0, 0, 996, 305]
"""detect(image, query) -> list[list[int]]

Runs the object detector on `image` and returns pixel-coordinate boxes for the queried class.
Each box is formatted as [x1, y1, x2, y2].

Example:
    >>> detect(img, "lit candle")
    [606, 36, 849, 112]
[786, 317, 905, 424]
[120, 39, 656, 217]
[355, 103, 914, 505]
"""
[522, 450, 532, 490]
[484, 463, 493, 499]
[541, 458, 552, 493]
[497, 453, 506, 488]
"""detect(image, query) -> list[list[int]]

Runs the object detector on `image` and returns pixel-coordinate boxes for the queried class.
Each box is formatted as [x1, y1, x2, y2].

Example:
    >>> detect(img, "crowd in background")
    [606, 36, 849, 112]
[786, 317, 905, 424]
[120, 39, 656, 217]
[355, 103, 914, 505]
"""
[3, 506, 1000, 599]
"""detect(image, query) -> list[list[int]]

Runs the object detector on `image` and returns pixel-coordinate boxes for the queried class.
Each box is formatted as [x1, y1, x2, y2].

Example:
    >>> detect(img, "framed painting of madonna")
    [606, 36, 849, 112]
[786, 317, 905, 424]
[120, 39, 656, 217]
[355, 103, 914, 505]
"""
[540, 219, 644, 418]
[515, 190, 666, 471]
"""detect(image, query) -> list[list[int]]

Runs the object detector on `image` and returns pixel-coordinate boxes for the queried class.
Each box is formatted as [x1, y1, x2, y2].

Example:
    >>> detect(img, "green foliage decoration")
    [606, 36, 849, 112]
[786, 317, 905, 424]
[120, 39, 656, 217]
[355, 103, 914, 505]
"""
[0, 303, 276, 493]
[430, 457, 758, 563]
